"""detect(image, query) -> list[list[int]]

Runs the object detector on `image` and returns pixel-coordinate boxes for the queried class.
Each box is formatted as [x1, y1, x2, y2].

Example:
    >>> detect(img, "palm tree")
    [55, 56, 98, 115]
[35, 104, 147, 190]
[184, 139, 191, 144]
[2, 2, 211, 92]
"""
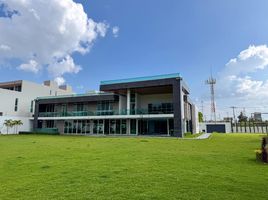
[4, 119, 13, 134]
[13, 120, 23, 134]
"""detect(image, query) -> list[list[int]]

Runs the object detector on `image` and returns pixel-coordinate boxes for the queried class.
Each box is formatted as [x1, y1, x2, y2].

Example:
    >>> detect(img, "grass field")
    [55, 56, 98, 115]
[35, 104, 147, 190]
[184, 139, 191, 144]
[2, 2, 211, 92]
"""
[0, 134, 267, 200]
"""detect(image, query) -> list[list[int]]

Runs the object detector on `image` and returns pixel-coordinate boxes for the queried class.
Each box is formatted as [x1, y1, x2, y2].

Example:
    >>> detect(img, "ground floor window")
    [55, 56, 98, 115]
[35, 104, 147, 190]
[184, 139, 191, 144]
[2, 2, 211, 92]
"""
[61, 118, 173, 135]
[130, 119, 136, 134]
[46, 120, 55, 128]
[138, 119, 173, 135]
[64, 120, 91, 135]
[63, 119, 127, 135]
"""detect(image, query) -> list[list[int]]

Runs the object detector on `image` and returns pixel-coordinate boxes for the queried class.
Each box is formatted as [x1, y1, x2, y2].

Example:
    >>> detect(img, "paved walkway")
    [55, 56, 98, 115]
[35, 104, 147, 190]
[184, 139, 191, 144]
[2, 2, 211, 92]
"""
[196, 133, 211, 139]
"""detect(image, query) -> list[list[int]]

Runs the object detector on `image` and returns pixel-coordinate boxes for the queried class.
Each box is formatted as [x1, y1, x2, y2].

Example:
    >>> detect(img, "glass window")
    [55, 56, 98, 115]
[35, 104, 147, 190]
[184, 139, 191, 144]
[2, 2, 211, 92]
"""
[98, 120, 104, 134]
[64, 121, 69, 134]
[30, 101, 34, 113]
[73, 120, 77, 134]
[86, 120, 91, 134]
[116, 120, 121, 134]
[93, 120, 98, 134]
[130, 119, 136, 134]
[121, 120, 127, 134]
[76, 103, 84, 112]
[110, 119, 116, 134]
[97, 101, 113, 115]
[46, 120, 54, 128]
[68, 121, 73, 134]
[148, 103, 173, 114]
[14, 98, 18, 112]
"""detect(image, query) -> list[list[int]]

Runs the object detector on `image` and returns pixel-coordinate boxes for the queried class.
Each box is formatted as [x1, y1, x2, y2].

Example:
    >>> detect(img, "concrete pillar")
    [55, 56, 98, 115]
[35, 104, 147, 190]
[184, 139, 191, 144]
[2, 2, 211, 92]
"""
[173, 79, 184, 137]
[119, 95, 122, 114]
[127, 119, 131, 134]
[127, 89, 131, 115]
[57, 120, 65, 134]
[33, 100, 39, 130]
[136, 119, 139, 135]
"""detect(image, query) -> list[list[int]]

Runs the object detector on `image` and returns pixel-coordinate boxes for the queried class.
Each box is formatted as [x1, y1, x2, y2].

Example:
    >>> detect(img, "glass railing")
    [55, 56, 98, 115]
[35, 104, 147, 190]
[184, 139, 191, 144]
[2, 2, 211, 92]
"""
[38, 109, 174, 117]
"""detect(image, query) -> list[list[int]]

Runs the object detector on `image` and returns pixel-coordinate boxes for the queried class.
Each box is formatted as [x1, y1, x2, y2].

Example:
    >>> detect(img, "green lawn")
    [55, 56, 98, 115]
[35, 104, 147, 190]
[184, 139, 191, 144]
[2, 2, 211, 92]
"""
[0, 134, 267, 200]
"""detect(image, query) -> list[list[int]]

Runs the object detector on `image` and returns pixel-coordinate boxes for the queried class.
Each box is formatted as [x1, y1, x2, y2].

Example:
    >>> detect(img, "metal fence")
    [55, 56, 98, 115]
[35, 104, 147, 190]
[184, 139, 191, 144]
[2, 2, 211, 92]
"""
[231, 122, 268, 133]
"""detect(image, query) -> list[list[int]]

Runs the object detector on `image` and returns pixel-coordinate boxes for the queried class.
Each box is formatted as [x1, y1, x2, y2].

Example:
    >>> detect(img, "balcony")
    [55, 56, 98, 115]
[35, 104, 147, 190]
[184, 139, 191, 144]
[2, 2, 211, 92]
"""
[38, 108, 174, 118]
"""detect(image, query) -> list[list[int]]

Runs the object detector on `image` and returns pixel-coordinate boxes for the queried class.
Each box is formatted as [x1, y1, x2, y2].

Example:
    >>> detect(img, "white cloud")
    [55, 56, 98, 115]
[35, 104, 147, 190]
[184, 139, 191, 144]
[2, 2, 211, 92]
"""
[223, 45, 268, 76]
[54, 77, 66, 86]
[18, 59, 40, 73]
[213, 45, 268, 118]
[96, 23, 110, 37]
[0, 0, 109, 80]
[219, 45, 268, 98]
[112, 26, 119, 38]
[0, 44, 11, 51]
[47, 55, 81, 78]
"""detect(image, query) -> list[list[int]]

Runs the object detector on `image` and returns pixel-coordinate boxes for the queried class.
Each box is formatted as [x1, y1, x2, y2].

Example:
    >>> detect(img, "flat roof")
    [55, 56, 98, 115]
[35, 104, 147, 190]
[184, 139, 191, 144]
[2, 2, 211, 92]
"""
[100, 73, 181, 85]
[0, 80, 22, 87]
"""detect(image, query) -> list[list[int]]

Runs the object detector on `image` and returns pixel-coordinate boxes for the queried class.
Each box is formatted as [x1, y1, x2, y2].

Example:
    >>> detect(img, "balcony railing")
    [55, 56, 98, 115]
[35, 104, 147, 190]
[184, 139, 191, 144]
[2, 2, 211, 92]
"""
[38, 109, 174, 117]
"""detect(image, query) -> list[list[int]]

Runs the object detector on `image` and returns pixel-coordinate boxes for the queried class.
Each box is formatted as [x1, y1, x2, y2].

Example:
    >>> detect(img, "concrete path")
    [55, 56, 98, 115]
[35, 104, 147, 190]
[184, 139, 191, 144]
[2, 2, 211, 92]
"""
[196, 133, 211, 139]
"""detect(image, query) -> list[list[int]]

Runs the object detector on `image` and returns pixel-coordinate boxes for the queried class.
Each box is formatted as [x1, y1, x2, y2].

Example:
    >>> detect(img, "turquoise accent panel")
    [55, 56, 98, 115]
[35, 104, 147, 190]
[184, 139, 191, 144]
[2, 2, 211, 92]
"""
[100, 73, 181, 85]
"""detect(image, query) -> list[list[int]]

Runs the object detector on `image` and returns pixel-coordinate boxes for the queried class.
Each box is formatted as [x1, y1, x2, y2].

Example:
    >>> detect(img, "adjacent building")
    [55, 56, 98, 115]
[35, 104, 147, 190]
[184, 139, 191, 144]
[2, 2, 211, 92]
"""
[0, 80, 73, 134]
[33, 73, 198, 137]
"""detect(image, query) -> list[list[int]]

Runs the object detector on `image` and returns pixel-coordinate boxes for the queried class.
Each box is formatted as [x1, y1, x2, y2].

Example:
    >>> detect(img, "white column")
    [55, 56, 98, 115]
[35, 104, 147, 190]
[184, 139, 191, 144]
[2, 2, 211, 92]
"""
[119, 95, 122, 114]
[127, 119, 131, 135]
[127, 89, 131, 115]
[136, 119, 139, 135]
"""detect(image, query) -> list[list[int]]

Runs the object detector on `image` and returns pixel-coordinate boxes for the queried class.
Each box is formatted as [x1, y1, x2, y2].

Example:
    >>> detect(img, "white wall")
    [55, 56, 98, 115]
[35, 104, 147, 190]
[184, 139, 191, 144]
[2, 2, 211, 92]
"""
[0, 116, 31, 134]
[0, 80, 73, 118]
[0, 80, 73, 133]
[0, 88, 20, 117]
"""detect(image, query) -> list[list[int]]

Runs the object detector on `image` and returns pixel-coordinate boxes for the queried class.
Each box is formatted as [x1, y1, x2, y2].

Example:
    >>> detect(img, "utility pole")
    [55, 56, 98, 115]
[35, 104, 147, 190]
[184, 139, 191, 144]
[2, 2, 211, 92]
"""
[206, 75, 216, 122]
[230, 106, 237, 122]
[201, 100, 204, 114]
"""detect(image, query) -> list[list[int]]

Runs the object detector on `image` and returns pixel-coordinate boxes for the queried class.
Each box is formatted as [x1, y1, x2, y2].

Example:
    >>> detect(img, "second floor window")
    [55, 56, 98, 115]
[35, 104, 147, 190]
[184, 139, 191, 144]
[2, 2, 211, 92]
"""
[76, 103, 84, 112]
[148, 103, 173, 114]
[97, 101, 113, 111]
[14, 98, 18, 112]
[30, 101, 34, 113]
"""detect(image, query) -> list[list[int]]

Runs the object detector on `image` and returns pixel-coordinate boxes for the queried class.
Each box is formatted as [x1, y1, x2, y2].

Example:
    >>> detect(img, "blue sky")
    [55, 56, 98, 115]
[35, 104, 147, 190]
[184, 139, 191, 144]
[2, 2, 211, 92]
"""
[1, 0, 268, 118]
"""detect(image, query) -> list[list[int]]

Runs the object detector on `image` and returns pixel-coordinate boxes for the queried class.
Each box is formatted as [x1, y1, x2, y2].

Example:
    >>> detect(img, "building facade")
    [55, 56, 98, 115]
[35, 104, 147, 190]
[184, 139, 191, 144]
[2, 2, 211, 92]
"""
[0, 80, 73, 134]
[33, 74, 197, 137]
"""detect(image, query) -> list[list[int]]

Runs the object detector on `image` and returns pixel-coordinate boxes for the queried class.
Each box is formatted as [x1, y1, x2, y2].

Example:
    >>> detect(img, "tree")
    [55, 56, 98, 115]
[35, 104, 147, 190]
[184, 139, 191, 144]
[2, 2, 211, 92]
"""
[3, 119, 23, 134]
[13, 120, 23, 134]
[4, 119, 13, 134]
[238, 112, 248, 122]
[198, 112, 204, 122]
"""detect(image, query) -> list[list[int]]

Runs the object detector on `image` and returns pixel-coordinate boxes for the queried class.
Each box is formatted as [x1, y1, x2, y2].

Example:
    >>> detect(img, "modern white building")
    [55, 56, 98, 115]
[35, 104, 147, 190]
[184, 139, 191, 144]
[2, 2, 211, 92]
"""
[34, 73, 199, 137]
[0, 80, 73, 134]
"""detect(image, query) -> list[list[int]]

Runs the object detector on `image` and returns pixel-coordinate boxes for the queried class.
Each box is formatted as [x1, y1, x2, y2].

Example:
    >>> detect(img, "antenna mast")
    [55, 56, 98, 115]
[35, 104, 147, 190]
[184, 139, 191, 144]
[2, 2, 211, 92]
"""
[206, 74, 216, 122]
